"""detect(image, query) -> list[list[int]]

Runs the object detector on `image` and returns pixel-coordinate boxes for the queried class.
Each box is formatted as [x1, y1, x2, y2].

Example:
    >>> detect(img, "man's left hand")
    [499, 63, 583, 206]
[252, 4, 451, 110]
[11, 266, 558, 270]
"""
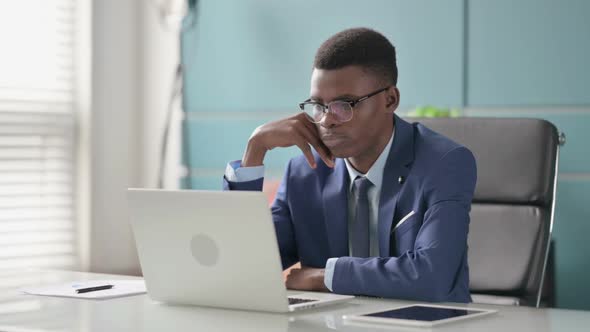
[285, 266, 329, 292]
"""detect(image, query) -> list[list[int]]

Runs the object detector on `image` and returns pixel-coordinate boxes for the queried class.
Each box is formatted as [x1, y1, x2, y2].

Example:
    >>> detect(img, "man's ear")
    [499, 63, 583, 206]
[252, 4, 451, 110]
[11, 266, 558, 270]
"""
[385, 87, 399, 112]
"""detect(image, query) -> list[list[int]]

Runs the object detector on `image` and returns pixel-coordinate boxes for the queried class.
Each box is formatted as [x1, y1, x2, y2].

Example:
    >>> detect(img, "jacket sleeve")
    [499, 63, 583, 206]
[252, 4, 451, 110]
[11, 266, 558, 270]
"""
[222, 160, 265, 191]
[331, 147, 477, 302]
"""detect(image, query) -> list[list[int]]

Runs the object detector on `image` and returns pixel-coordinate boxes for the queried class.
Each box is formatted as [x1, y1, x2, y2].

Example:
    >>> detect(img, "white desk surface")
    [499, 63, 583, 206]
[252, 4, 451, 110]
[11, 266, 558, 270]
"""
[0, 269, 588, 332]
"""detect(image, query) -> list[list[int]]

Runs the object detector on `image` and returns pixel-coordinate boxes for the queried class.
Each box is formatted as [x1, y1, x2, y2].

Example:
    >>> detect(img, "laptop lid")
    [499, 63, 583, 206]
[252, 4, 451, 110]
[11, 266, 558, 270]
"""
[128, 189, 291, 312]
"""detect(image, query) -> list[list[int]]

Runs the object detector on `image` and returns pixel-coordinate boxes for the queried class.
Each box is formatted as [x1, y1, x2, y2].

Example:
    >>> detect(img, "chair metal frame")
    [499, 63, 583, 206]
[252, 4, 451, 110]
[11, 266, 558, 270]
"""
[536, 132, 566, 308]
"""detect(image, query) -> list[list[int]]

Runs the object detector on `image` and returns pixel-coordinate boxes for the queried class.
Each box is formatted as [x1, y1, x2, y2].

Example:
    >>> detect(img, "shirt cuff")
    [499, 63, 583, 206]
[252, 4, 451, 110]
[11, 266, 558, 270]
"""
[225, 160, 265, 182]
[324, 257, 338, 292]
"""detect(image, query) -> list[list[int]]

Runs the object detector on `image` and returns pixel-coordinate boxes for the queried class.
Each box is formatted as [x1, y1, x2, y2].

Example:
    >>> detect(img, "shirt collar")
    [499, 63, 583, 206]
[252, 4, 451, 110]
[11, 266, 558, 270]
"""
[344, 127, 395, 192]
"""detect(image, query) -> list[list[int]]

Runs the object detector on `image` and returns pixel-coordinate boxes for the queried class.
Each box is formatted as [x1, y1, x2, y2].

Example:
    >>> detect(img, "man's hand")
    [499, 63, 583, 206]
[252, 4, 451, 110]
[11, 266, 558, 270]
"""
[242, 113, 334, 168]
[285, 266, 329, 292]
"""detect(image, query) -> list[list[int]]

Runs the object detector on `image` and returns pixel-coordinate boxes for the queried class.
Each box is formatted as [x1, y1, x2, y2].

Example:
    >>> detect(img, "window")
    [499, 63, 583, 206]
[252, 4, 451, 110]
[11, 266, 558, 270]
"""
[0, 0, 80, 270]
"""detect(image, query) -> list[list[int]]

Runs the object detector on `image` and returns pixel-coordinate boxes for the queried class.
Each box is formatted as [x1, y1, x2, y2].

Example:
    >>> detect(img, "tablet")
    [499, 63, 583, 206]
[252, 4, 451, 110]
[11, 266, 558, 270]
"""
[343, 304, 497, 327]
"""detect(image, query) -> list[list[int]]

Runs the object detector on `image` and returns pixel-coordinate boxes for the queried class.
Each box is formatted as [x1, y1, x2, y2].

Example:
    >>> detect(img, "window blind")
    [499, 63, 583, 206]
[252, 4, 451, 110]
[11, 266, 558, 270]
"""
[0, 0, 78, 270]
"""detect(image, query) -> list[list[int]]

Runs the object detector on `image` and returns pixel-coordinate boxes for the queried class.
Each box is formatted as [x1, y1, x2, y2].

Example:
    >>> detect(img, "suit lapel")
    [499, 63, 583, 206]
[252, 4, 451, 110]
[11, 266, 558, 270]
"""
[378, 115, 415, 257]
[322, 159, 350, 257]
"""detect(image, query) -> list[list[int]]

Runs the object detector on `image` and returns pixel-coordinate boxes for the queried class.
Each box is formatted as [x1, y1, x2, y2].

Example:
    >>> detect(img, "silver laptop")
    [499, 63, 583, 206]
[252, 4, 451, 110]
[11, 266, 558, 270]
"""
[128, 189, 353, 313]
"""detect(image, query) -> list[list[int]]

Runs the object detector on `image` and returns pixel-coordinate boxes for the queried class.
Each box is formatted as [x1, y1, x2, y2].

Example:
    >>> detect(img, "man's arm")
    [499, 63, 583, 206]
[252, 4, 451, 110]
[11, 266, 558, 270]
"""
[222, 113, 334, 282]
[241, 113, 334, 169]
[223, 112, 333, 191]
[330, 147, 477, 302]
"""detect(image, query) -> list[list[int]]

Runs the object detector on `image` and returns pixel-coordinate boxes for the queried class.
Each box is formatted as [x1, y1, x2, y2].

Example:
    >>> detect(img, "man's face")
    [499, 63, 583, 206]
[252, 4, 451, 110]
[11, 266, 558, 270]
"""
[309, 65, 397, 159]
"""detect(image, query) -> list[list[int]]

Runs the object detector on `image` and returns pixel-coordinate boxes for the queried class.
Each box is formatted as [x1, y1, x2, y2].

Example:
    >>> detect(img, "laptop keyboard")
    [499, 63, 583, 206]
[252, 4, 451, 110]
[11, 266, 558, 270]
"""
[288, 297, 318, 305]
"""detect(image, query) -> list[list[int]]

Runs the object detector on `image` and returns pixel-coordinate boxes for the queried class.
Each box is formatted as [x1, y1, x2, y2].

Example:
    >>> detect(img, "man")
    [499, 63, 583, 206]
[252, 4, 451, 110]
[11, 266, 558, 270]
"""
[223, 28, 476, 303]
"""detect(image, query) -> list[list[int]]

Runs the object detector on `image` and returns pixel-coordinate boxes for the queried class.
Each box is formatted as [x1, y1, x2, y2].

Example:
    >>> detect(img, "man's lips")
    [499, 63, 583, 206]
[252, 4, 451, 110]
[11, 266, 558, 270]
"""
[320, 134, 348, 145]
[321, 135, 345, 140]
[321, 132, 347, 139]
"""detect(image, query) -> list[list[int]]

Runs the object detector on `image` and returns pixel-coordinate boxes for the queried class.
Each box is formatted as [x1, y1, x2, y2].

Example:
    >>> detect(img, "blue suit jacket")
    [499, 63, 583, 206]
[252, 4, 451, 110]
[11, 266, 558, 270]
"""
[224, 115, 477, 303]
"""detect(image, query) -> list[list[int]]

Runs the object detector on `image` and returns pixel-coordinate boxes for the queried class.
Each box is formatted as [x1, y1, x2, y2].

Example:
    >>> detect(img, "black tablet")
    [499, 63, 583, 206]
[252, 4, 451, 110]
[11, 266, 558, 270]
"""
[343, 304, 497, 327]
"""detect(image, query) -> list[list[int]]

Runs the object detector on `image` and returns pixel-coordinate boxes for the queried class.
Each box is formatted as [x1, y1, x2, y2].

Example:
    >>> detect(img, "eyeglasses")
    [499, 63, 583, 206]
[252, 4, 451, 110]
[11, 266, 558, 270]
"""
[299, 86, 391, 123]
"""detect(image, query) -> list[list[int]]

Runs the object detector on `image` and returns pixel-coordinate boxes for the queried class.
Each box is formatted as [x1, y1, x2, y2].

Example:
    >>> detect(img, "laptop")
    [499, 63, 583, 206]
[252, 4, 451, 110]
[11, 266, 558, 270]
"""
[127, 189, 354, 313]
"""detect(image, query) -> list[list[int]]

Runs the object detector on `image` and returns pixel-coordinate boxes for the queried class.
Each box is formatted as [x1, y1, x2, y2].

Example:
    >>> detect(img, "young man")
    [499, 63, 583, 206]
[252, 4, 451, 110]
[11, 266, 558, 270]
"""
[223, 28, 476, 303]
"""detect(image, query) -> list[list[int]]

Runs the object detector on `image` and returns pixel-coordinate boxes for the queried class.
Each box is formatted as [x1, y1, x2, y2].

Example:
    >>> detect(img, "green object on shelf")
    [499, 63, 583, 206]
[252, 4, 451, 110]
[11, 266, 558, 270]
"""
[407, 105, 461, 118]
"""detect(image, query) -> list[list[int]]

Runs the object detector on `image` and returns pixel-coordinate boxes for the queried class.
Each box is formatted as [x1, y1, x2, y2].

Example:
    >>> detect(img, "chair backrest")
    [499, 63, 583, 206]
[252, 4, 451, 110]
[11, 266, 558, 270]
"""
[411, 117, 560, 306]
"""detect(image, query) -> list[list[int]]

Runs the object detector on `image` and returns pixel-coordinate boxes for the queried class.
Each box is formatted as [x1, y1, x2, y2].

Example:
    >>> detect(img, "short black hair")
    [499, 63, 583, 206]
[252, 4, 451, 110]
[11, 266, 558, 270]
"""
[314, 27, 398, 85]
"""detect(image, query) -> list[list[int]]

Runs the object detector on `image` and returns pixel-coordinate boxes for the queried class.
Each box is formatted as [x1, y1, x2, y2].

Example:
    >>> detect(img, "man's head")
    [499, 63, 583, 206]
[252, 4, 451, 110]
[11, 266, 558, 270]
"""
[314, 27, 397, 86]
[309, 27, 400, 163]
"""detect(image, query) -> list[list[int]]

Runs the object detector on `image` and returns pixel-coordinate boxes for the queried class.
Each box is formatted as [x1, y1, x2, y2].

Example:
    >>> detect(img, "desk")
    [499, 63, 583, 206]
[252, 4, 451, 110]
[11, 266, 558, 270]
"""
[0, 269, 588, 331]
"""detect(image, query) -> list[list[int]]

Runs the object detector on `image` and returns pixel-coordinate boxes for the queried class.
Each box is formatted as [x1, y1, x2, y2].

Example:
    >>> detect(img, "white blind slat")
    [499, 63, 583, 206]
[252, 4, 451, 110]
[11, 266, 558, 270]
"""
[0, 185, 71, 196]
[0, 160, 71, 172]
[0, 101, 73, 113]
[0, 0, 78, 271]
[0, 148, 71, 159]
[0, 231, 74, 245]
[0, 90, 74, 103]
[0, 172, 71, 184]
[0, 207, 72, 221]
[0, 199, 72, 209]
[0, 135, 71, 145]
[0, 219, 73, 233]
[0, 243, 74, 259]
[0, 255, 76, 270]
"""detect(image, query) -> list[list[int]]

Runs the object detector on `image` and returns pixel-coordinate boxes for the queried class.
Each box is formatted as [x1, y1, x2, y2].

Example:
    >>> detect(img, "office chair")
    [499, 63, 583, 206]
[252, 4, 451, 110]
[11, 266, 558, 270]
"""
[411, 117, 565, 307]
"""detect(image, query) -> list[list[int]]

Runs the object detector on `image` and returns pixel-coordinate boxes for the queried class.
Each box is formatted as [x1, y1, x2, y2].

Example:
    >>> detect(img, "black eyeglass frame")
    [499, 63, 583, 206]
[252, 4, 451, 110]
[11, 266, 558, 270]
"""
[298, 86, 392, 123]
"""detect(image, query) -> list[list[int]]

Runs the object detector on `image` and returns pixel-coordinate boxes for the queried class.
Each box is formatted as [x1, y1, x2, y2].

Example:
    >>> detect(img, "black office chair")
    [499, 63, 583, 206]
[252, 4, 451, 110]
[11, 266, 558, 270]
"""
[411, 117, 565, 307]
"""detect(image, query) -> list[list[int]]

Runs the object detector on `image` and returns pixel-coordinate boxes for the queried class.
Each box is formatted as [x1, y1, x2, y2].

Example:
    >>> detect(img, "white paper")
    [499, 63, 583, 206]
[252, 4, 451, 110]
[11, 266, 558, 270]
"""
[19, 279, 146, 300]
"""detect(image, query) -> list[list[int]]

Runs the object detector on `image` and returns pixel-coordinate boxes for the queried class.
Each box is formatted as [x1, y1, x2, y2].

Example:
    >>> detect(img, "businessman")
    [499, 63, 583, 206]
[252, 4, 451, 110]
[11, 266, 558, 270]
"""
[223, 28, 477, 303]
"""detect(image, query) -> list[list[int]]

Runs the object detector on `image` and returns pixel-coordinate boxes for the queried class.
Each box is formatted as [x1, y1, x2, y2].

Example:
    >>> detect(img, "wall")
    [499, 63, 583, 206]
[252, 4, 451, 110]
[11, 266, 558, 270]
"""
[90, 0, 181, 276]
[90, 0, 141, 275]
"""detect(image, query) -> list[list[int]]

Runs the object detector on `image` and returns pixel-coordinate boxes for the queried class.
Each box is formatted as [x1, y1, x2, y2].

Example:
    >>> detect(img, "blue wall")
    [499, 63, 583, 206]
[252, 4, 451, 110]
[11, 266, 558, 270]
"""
[181, 0, 590, 310]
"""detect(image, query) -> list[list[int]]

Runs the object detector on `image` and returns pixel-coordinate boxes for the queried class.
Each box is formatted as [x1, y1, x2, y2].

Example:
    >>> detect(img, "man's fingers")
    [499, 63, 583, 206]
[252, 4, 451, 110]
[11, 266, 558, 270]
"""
[285, 277, 294, 289]
[300, 119, 334, 165]
[295, 138, 316, 169]
[297, 126, 334, 168]
[285, 268, 301, 289]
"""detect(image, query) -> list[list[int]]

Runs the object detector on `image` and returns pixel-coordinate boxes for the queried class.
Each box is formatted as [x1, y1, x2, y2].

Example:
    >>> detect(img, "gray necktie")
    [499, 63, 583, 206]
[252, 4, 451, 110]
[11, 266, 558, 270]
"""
[351, 176, 372, 257]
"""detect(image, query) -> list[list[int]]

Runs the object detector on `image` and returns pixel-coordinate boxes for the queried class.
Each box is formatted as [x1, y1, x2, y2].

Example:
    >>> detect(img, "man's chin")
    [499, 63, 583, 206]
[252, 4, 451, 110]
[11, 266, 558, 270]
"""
[321, 140, 354, 159]
[327, 148, 352, 159]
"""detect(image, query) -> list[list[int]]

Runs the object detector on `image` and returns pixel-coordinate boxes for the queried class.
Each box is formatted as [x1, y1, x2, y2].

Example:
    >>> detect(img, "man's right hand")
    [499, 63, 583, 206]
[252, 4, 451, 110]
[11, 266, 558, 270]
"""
[242, 113, 335, 169]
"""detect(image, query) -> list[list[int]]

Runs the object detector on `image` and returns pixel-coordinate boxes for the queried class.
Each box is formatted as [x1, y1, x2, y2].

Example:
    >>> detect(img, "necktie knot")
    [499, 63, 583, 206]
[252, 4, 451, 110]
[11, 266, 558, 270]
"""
[354, 176, 372, 198]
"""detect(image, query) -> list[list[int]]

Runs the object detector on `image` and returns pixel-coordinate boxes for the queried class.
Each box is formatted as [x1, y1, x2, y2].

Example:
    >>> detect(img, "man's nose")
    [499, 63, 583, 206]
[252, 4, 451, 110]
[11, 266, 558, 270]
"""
[319, 110, 339, 128]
